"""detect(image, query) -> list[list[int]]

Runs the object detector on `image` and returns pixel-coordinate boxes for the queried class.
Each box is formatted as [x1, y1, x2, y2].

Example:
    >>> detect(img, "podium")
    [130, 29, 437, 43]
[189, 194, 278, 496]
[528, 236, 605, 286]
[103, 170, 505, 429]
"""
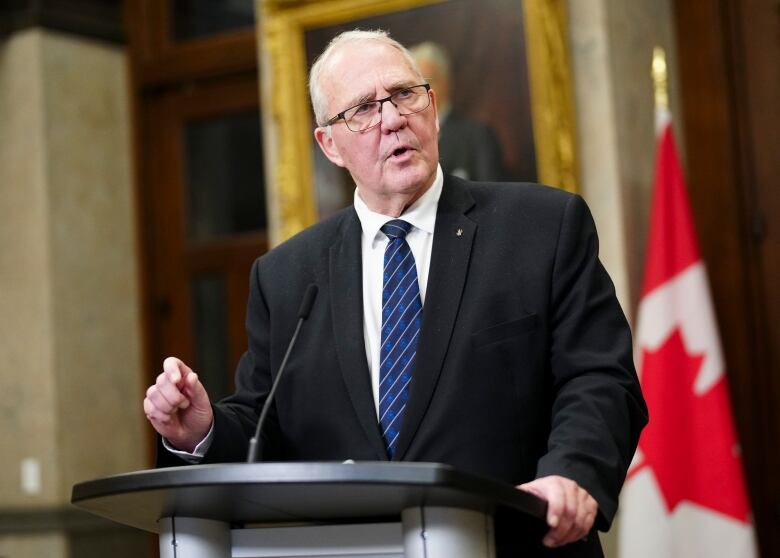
[71, 462, 547, 558]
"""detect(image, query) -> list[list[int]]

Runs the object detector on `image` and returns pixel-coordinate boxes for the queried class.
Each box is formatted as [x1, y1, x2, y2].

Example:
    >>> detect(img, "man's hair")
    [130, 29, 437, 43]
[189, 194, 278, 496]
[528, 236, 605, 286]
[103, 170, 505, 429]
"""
[409, 41, 451, 82]
[309, 29, 424, 127]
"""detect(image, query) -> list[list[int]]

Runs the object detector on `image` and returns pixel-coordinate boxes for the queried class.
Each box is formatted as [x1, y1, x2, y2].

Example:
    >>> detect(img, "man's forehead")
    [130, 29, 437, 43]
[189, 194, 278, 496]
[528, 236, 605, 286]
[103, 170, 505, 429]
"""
[323, 41, 418, 102]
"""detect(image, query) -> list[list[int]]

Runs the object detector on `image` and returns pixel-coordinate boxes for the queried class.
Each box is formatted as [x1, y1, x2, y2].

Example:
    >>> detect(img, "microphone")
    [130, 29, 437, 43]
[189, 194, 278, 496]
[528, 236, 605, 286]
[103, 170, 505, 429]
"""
[246, 284, 318, 463]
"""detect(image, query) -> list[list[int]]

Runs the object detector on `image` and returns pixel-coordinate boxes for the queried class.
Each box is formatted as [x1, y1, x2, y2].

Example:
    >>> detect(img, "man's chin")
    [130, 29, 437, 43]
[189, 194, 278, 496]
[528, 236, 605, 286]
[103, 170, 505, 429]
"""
[384, 174, 429, 196]
[384, 160, 435, 187]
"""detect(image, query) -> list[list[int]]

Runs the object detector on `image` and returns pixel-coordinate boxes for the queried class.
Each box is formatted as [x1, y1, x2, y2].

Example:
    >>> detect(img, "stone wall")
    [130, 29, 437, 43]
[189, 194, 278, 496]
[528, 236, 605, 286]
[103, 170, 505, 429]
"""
[0, 28, 147, 557]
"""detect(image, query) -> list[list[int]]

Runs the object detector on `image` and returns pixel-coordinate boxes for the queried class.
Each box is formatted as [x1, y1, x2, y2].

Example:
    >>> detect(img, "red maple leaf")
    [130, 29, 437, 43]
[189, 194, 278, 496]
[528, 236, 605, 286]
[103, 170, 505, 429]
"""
[632, 327, 750, 521]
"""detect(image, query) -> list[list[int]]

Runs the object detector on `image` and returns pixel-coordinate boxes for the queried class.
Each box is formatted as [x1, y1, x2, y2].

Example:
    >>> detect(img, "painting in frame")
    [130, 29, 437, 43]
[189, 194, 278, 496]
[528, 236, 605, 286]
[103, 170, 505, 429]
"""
[260, 0, 577, 243]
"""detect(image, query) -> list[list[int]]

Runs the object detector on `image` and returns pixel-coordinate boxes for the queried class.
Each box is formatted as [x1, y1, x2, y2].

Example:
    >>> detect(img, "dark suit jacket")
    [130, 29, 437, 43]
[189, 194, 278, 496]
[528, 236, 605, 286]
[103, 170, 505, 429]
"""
[159, 176, 647, 557]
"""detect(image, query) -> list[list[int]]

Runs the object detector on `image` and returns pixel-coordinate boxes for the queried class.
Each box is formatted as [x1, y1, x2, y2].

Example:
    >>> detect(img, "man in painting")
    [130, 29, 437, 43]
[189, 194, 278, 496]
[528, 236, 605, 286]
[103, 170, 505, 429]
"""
[410, 40, 507, 181]
[144, 29, 647, 557]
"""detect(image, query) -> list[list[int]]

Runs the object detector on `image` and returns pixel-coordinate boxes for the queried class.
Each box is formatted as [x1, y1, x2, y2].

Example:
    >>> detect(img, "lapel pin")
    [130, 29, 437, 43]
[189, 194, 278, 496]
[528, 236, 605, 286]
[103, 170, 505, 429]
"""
[456, 228, 463, 237]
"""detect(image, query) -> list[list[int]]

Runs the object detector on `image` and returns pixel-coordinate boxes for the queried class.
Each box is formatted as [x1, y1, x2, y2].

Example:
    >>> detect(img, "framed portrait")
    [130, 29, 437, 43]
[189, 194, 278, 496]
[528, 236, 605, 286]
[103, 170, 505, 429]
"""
[260, 0, 577, 243]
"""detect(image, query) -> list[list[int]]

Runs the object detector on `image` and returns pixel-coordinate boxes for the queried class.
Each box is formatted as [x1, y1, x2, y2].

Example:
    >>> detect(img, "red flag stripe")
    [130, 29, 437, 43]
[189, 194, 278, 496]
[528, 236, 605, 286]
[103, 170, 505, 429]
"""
[641, 124, 701, 296]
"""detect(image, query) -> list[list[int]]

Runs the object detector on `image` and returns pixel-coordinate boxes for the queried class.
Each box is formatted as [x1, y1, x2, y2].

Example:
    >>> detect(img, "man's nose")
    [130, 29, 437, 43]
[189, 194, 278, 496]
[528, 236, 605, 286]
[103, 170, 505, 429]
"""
[378, 99, 406, 131]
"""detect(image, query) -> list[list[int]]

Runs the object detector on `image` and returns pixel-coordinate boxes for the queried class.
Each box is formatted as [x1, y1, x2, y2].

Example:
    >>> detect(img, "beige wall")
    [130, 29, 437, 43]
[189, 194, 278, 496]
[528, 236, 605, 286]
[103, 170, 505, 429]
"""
[0, 29, 59, 510]
[0, 28, 146, 556]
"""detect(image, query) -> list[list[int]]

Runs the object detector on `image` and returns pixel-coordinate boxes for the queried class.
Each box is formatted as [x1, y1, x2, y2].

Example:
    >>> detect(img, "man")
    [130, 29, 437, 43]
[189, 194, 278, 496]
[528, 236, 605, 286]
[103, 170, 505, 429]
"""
[144, 30, 647, 556]
[410, 41, 508, 181]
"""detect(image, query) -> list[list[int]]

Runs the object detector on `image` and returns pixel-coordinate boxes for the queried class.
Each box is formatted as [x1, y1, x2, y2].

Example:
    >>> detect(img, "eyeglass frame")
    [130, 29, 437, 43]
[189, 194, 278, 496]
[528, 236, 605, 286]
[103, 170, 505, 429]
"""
[323, 83, 432, 132]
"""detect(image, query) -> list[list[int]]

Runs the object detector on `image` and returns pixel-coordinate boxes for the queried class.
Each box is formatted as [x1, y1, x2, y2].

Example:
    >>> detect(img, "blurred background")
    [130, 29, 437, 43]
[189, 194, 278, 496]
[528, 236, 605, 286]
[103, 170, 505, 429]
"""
[0, 0, 777, 556]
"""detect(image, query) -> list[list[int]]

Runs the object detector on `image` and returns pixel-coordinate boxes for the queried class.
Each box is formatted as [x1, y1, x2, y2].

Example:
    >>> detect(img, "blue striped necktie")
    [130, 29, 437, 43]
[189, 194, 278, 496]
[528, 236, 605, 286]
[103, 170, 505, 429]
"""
[379, 219, 423, 457]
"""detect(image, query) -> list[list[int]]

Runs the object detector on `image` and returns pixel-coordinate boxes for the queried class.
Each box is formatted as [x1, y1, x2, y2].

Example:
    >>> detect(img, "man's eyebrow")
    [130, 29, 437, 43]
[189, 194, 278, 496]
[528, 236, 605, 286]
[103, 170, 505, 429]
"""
[345, 81, 418, 108]
[349, 92, 376, 107]
[386, 80, 418, 93]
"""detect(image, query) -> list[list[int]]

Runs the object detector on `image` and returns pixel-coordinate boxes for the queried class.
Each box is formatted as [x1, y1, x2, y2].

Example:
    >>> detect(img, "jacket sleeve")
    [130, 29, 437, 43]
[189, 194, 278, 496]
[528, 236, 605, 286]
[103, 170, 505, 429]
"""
[535, 194, 648, 530]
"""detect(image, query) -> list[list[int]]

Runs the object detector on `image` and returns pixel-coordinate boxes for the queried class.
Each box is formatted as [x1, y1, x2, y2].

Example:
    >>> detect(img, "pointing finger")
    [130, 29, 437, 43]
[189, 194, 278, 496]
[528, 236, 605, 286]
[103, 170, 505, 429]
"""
[162, 356, 185, 385]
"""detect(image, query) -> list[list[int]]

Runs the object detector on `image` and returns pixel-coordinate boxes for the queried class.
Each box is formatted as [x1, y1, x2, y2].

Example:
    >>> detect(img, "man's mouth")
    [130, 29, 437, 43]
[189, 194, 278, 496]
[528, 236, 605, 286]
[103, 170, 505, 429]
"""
[389, 145, 413, 159]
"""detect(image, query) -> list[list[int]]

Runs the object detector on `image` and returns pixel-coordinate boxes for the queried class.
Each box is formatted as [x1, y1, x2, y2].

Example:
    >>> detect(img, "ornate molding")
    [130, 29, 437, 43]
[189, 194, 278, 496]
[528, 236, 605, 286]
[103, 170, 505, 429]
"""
[262, 13, 319, 243]
[522, 0, 579, 193]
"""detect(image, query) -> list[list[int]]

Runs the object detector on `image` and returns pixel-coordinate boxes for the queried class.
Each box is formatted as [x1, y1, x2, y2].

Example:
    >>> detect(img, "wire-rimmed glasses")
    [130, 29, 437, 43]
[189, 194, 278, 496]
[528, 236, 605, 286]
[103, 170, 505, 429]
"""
[324, 84, 431, 132]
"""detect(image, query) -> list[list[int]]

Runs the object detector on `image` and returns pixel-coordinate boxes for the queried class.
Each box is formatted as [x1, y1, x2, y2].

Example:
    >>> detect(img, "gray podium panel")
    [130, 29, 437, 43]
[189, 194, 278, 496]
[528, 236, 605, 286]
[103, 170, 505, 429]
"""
[72, 462, 546, 558]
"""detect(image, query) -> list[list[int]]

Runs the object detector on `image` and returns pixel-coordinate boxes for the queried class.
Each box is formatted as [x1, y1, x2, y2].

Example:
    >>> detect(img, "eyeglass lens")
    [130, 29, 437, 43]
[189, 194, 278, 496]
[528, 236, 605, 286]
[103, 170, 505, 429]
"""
[345, 85, 430, 131]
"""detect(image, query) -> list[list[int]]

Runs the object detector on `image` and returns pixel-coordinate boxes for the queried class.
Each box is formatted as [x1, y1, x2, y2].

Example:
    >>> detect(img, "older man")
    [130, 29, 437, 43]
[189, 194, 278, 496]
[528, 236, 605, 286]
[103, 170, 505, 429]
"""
[144, 30, 647, 556]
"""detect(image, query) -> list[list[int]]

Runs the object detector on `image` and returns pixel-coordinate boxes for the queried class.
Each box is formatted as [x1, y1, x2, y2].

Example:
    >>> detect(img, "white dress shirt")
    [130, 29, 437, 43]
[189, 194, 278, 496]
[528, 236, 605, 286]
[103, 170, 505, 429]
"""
[353, 165, 443, 415]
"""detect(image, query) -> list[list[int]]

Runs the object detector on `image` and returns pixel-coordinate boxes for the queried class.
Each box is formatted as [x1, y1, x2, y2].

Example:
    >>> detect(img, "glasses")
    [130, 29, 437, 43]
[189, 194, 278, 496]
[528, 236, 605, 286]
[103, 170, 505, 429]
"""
[325, 84, 431, 132]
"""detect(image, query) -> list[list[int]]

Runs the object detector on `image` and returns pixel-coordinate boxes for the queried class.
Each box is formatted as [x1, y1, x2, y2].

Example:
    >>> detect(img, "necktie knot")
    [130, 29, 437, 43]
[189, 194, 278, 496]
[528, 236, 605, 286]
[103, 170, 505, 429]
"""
[381, 219, 413, 240]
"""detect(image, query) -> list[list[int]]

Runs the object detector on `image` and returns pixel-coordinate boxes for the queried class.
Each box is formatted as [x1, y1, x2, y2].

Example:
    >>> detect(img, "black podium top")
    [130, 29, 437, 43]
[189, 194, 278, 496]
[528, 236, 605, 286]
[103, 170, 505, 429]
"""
[71, 462, 546, 533]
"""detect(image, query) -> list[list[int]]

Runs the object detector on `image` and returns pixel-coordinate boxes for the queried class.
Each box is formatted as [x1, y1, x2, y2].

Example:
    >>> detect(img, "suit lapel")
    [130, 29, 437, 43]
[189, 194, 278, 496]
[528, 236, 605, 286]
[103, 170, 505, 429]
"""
[329, 212, 388, 460]
[394, 177, 476, 460]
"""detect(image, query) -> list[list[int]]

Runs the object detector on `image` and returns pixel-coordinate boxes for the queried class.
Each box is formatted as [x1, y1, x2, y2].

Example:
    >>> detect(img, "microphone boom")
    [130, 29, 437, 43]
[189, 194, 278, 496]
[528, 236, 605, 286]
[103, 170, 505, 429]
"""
[246, 284, 318, 463]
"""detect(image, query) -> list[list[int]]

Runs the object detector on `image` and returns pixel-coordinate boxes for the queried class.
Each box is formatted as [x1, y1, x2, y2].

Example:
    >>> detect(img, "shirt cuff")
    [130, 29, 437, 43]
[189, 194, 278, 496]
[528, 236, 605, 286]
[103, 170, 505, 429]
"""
[161, 421, 214, 464]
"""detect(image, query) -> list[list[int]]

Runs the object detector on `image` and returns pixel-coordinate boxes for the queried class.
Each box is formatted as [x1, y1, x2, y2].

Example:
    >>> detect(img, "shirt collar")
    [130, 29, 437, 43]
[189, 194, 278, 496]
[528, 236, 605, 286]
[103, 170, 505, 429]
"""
[354, 164, 443, 246]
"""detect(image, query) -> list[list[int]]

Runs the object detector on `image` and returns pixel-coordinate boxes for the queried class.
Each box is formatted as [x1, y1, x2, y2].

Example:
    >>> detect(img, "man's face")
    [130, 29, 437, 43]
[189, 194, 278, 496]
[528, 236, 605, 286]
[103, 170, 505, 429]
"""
[314, 41, 440, 215]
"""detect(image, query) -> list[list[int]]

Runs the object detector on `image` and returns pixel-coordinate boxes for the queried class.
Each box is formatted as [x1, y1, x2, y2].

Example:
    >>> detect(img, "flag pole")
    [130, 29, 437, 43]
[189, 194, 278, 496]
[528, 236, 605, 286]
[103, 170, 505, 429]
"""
[652, 47, 669, 131]
[652, 47, 668, 110]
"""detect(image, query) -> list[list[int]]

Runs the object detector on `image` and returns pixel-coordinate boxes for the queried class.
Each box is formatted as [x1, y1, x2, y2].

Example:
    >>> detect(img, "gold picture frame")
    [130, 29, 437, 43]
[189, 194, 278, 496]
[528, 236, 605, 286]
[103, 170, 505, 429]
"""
[259, 0, 578, 244]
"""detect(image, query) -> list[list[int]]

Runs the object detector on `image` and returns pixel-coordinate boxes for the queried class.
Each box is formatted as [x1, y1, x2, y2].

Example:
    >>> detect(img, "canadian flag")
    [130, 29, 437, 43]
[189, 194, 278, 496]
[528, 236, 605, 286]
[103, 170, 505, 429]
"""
[617, 107, 757, 556]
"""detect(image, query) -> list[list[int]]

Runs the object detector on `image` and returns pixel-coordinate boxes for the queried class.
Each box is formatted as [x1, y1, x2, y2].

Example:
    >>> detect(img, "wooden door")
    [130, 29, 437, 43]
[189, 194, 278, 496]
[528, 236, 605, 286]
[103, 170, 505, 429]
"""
[673, 0, 780, 555]
[124, 0, 266, 454]
[143, 74, 267, 400]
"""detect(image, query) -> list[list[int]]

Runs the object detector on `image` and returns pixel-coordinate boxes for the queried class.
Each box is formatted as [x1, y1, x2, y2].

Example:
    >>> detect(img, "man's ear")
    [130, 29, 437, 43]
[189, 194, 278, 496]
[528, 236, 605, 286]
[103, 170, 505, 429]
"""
[314, 127, 345, 167]
[429, 88, 440, 135]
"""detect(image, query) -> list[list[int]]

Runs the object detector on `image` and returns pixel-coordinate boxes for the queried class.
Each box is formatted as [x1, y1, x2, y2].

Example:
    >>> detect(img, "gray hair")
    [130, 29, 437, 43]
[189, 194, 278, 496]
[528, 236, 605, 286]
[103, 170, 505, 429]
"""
[309, 29, 424, 127]
[409, 41, 451, 81]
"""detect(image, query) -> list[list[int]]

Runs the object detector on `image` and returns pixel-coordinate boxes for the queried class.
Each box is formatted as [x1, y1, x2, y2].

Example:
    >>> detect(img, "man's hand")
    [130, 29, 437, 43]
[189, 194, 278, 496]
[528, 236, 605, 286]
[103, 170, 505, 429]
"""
[143, 357, 213, 452]
[518, 475, 598, 548]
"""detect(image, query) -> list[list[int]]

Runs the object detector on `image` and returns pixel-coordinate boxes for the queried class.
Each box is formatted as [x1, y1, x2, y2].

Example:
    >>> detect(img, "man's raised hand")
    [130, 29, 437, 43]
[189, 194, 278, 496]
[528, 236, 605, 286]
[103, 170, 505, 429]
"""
[143, 357, 213, 452]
